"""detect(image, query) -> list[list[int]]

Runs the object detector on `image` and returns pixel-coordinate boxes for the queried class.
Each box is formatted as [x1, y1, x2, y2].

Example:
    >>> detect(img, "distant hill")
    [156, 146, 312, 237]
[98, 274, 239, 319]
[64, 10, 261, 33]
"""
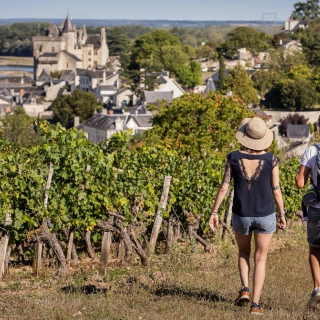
[0, 19, 284, 28]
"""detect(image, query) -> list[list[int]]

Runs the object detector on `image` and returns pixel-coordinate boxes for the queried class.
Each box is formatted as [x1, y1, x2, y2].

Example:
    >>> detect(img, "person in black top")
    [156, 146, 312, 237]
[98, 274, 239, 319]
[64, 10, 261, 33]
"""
[209, 117, 286, 315]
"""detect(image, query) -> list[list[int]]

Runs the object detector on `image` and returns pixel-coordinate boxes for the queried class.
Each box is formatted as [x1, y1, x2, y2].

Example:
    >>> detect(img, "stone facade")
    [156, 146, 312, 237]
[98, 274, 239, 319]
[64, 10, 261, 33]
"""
[33, 15, 109, 79]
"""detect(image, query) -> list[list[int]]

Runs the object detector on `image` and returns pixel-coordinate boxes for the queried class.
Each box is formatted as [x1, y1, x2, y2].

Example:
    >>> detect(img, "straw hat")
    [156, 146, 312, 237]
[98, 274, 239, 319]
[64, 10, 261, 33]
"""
[236, 117, 273, 151]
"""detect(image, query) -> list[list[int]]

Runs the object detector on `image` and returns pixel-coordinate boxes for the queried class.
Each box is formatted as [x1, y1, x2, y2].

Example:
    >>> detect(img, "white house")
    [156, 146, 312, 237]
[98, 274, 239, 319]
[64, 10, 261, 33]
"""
[79, 113, 153, 143]
[22, 93, 45, 117]
[154, 73, 184, 99]
[285, 19, 310, 31]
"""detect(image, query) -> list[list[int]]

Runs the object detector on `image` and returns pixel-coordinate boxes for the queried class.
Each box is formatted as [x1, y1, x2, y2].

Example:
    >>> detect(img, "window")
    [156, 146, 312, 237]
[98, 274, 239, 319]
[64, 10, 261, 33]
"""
[88, 58, 91, 62]
[31, 98, 36, 104]
[66, 62, 69, 68]
[89, 51, 92, 55]
[51, 47, 55, 53]
[94, 61, 97, 67]
[94, 49, 98, 55]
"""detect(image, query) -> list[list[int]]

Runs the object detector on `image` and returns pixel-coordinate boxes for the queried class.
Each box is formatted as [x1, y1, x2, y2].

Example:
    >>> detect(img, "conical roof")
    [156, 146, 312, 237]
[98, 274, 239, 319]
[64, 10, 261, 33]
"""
[205, 77, 216, 93]
[62, 15, 74, 33]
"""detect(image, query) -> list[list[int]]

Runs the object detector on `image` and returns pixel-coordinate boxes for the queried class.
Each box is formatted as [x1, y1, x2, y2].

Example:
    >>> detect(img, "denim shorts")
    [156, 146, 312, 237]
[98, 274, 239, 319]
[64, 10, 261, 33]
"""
[232, 213, 276, 235]
[307, 207, 320, 248]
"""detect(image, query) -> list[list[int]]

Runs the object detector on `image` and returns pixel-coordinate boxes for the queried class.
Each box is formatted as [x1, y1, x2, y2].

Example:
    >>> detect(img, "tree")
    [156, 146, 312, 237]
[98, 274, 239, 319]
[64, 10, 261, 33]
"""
[196, 45, 218, 61]
[222, 27, 271, 58]
[107, 27, 131, 56]
[52, 90, 98, 128]
[279, 113, 309, 135]
[219, 55, 226, 90]
[223, 65, 259, 104]
[176, 61, 202, 88]
[183, 44, 196, 59]
[131, 30, 185, 72]
[266, 78, 318, 110]
[301, 28, 320, 67]
[279, 78, 318, 110]
[146, 91, 253, 157]
[0, 108, 41, 149]
[160, 46, 189, 73]
[291, 0, 320, 20]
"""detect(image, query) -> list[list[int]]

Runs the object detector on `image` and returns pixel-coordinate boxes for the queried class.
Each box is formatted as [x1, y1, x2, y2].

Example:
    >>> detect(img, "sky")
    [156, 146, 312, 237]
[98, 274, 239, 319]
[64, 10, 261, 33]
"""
[0, 0, 298, 21]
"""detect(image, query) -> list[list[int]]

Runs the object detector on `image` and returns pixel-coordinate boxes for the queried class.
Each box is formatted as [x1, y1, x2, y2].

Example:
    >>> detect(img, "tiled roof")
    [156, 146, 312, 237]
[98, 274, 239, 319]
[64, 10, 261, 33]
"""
[85, 35, 102, 49]
[62, 51, 81, 62]
[287, 124, 310, 138]
[144, 91, 173, 103]
[81, 114, 153, 131]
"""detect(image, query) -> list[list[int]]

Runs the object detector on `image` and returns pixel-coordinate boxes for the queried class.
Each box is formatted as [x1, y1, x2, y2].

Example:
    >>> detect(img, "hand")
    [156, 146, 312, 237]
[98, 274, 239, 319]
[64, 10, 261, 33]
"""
[209, 215, 219, 231]
[278, 216, 286, 229]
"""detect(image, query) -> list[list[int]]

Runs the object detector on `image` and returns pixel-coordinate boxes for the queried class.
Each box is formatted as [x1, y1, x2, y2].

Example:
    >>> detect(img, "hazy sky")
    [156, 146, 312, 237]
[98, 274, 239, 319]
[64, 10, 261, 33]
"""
[0, 0, 297, 20]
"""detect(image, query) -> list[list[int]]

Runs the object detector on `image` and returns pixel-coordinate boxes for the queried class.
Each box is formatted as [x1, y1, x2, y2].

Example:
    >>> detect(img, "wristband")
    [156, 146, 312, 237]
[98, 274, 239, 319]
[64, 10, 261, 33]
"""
[211, 212, 218, 216]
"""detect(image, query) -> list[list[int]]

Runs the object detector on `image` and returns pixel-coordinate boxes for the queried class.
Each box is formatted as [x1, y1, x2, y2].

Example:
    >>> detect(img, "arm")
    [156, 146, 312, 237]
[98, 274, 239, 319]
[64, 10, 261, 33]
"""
[295, 165, 311, 189]
[209, 159, 231, 231]
[271, 164, 286, 229]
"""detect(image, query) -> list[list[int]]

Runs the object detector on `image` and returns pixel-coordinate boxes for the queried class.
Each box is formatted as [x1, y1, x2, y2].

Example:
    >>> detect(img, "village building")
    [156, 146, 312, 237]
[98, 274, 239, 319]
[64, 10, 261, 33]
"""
[32, 15, 109, 79]
[78, 112, 153, 143]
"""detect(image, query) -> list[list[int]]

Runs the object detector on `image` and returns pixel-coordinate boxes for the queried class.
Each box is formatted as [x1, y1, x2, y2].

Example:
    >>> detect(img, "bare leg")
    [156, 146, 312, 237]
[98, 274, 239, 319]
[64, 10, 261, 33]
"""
[309, 246, 320, 288]
[235, 232, 252, 288]
[252, 233, 273, 304]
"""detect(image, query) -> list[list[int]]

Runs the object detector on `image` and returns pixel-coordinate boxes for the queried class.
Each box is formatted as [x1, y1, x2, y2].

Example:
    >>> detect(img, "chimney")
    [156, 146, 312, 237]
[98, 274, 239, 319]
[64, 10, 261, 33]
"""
[279, 39, 283, 45]
[103, 70, 106, 83]
[109, 109, 114, 116]
[135, 109, 139, 116]
[20, 88, 25, 97]
[74, 116, 80, 127]
[115, 117, 124, 131]
[102, 108, 108, 115]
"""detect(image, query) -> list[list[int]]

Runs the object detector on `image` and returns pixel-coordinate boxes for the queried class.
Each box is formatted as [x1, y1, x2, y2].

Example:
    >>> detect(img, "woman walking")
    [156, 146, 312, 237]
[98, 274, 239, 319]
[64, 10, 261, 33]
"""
[209, 117, 286, 315]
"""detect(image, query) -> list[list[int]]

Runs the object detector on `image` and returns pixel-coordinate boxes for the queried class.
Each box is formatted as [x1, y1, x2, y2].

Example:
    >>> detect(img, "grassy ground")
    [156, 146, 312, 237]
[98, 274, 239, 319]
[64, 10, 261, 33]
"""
[0, 56, 33, 67]
[0, 224, 319, 320]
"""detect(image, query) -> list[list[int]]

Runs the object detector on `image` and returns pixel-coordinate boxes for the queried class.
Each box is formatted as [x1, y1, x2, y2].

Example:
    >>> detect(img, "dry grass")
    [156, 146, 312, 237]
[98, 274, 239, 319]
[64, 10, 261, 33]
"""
[0, 56, 33, 66]
[0, 225, 319, 320]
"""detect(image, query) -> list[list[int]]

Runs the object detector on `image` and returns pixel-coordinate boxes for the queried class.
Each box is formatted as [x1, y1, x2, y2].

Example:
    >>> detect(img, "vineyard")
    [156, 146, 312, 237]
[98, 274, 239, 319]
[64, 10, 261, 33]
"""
[0, 92, 307, 286]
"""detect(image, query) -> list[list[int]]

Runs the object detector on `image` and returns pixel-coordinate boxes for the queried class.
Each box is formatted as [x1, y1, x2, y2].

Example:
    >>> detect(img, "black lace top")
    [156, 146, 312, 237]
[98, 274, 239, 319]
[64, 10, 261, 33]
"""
[227, 151, 279, 217]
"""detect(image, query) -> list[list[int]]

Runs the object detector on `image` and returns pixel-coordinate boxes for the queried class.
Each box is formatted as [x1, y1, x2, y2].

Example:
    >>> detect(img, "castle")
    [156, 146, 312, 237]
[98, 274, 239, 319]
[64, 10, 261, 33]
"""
[32, 15, 109, 79]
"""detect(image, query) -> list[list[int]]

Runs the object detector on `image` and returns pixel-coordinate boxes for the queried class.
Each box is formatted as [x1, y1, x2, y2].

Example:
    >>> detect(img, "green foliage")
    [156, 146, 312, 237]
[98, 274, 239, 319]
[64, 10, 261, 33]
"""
[222, 27, 271, 58]
[107, 27, 131, 56]
[279, 158, 307, 216]
[196, 45, 218, 60]
[50, 71, 62, 79]
[0, 22, 49, 56]
[145, 91, 253, 157]
[301, 28, 320, 67]
[131, 30, 188, 72]
[175, 61, 202, 88]
[183, 44, 197, 59]
[52, 90, 98, 128]
[223, 65, 259, 104]
[0, 108, 42, 149]
[291, 0, 320, 20]
[267, 78, 318, 111]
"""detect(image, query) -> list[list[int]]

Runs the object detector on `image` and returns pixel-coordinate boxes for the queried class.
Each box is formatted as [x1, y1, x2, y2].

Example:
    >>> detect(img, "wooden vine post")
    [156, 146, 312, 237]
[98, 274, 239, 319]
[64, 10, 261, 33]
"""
[149, 176, 172, 255]
[33, 162, 53, 275]
[0, 213, 11, 281]
[100, 231, 112, 266]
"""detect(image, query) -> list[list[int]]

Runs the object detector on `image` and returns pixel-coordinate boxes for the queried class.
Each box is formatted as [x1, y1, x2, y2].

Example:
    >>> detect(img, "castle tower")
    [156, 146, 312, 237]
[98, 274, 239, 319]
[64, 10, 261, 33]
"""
[99, 28, 109, 66]
[62, 15, 75, 53]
